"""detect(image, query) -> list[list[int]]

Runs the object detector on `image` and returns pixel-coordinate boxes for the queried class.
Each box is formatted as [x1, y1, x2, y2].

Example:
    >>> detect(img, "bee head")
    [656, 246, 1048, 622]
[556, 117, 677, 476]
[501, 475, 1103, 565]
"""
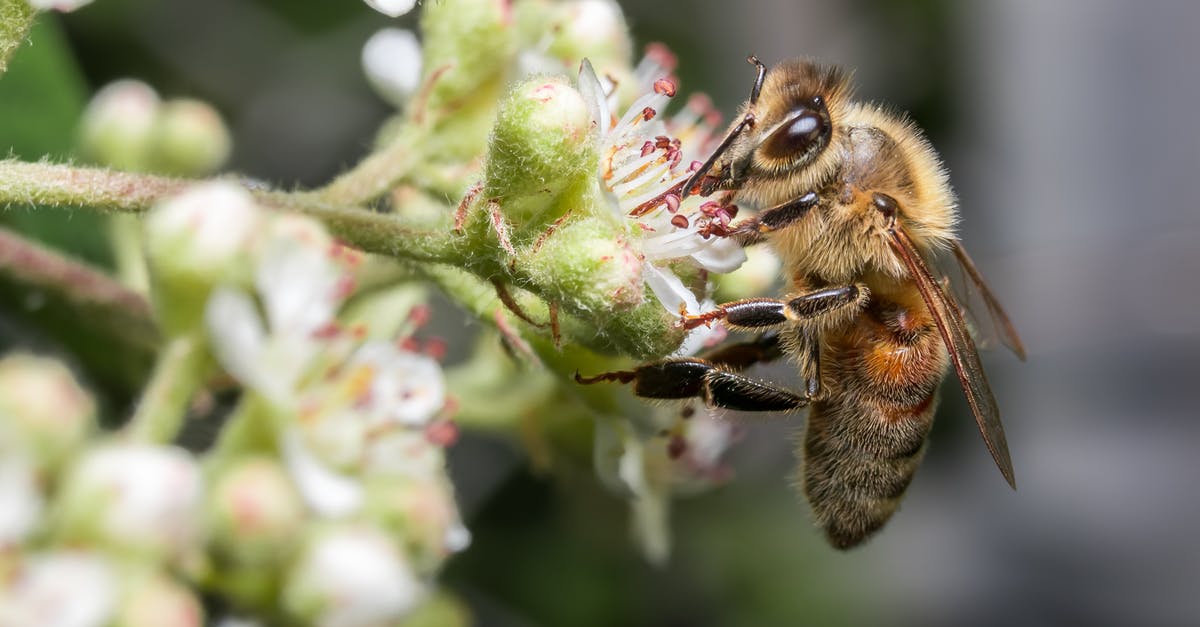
[705, 59, 852, 195]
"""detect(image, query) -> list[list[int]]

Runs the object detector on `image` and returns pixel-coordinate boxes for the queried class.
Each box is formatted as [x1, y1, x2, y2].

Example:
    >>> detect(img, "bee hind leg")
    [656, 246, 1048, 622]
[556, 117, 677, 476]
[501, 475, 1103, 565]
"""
[576, 357, 809, 413]
[682, 285, 866, 331]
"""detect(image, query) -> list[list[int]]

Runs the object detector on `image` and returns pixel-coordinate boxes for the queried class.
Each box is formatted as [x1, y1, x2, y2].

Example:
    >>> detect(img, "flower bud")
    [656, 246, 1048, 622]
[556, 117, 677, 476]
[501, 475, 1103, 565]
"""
[207, 456, 305, 567]
[0, 551, 118, 627]
[149, 98, 232, 176]
[482, 76, 595, 229]
[419, 0, 515, 113]
[51, 443, 204, 565]
[283, 524, 427, 626]
[112, 567, 204, 627]
[362, 471, 469, 573]
[0, 353, 95, 471]
[144, 182, 266, 334]
[522, 215, 644, 314]
[544, 0, 632, 72]
[78, 79, 160, 171]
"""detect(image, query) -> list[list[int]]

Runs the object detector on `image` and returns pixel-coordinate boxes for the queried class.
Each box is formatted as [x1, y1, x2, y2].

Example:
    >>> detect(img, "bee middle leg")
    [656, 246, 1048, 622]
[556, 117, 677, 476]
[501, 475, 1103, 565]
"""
[681, 285, 866, 331]
[575, 357, 809, 412]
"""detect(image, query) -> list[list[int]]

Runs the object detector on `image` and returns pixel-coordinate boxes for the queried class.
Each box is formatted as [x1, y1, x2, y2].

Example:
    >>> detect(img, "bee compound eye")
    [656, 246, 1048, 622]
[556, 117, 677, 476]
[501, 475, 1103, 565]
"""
[761, 101, 831, 163]
[872, 193, 898, 218]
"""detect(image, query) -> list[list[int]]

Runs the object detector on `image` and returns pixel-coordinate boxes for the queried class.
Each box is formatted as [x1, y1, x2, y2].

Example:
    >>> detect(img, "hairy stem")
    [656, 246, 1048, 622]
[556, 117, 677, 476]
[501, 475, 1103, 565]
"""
[0, 224, 157, 348]
[317, 123, 427, 206]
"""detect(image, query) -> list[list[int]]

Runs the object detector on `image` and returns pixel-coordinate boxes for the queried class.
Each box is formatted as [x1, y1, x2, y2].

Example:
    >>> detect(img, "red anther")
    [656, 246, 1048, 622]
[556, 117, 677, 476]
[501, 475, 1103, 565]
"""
[423, 337, 448, 361]
[671, 214, 690, 229]
[641, 106, 657, 121]
[725, 204, 739, 219]
[398, 337, 420, 352]
[670, 151, 682, 168]
[687, 92, 714, 113]
[644, 42, 678, 72]
[407, 304, 432, 327]
[425, 418, 460, 447]
[653, 78, 677, 97]
[640, 140, 655, 157]
[667, 435, 687, 459]
[699, 201, 722, 216]
[334, 275, 357, 300]
[311, 322, 341, 339]
[664, 194, 681, 213]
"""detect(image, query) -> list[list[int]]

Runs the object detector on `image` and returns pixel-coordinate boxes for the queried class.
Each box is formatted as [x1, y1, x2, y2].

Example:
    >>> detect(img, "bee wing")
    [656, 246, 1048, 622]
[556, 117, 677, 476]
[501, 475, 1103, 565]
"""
[888, 227, 1016, 489]
[949, 241, 1027, 361]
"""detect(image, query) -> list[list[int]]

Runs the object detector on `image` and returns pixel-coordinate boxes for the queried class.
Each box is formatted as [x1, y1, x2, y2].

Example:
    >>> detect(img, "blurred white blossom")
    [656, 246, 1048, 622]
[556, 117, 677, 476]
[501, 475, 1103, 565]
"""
[364, 0, 417, 18]
[283, 524, 427, 627]
[362, 28, 423, 107]
[0, 551, 117, 627]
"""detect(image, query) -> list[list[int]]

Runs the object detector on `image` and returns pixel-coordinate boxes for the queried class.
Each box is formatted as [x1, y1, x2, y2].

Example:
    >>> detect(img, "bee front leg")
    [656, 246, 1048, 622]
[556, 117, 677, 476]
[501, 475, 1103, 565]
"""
[575, 358, 809, 412]
[681, 285, 867, 331]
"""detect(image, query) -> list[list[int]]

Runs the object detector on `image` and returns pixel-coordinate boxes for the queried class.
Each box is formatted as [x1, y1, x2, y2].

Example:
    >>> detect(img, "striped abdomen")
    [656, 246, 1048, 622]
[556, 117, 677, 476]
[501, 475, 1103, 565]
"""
[800, 288, 949, 549]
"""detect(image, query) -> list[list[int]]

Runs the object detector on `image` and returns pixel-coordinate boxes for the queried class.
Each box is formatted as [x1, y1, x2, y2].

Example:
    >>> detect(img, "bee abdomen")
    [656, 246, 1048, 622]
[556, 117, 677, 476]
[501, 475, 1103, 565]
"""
[799, 392, 938, 549]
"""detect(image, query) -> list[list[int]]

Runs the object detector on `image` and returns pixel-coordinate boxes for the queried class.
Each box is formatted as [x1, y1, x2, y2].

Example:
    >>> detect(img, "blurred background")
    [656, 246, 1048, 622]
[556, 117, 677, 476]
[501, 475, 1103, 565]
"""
[3, 0, 1199, 625]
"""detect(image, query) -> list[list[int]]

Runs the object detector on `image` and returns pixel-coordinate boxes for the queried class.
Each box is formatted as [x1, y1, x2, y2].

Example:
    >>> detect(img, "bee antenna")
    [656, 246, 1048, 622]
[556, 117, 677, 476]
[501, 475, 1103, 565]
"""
[680, 57, 766, 200]
[747, 55, 766, 104]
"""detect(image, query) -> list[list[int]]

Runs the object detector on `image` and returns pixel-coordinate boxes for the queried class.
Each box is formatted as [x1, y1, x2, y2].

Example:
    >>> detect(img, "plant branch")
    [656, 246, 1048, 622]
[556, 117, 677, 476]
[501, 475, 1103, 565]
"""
[0, 224, 157, 348]
[317, 123, 427, 206]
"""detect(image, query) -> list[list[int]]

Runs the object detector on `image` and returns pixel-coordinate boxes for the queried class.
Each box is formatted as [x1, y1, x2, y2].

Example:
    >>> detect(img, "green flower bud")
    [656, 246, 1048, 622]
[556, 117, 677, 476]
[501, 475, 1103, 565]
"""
[482, 75, 595, 230]
[51, 443, 204, 565]
[207, 456, 305, 567]
[78, 79, 160, 172]
[544, 0, 632, 72]
[419, 0, 515, 114]
[112, 567, 204, 627]
[144, 182, 266, 334]
[0, 354, 95, 472]
[522, 214, 644, 314]
[148, 98, 232, 177]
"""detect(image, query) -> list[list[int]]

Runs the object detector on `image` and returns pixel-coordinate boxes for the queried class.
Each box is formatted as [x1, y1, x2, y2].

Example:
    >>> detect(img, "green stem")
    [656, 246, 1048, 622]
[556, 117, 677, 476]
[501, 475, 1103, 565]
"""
[0, 0, 35, 75]
[125, 333, 208, 443]
[316, 123, 427, 206]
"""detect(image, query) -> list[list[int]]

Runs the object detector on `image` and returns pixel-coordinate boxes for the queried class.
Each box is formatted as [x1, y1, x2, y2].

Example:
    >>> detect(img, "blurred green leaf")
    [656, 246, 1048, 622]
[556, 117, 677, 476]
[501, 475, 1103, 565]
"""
[0, 17, 111, 267]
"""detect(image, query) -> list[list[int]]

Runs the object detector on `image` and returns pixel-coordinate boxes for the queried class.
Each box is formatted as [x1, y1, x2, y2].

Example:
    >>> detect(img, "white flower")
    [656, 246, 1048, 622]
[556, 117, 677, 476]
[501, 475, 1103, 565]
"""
[284, 525, 427, 627]
[0, 552, 117, 627]
[144, 181, 266, 284]
[56, 444, 204, 561]
[362, 28, 423, 107]
[204, 215, 346, 405]
[26, 0, 94, 13]
[0, 452, 42, 546]
[364, 0, 417, 18]
[281, 429, 365, 519]
[577, 58, 746, 315]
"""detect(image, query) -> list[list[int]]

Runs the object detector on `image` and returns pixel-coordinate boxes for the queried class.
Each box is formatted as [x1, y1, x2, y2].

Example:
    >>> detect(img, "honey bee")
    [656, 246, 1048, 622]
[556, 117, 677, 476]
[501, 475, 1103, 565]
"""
[577, 57, 1025, 549]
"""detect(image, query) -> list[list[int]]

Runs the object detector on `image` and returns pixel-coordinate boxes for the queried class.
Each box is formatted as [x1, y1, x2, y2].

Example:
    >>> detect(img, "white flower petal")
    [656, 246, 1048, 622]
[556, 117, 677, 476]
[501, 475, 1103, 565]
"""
[281, 429, 365, 519]
[0, 453, 42, 546]
[362, 28, 423, 107]
[577, 59, 610, 136]
[256, 237, 339, 338]
[364, 0, 417, 18]
[690, 235, 748, 274]
[641, 263, 700, 314]
[205, 287, 276, 395]
[27, 0, 94, 12]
